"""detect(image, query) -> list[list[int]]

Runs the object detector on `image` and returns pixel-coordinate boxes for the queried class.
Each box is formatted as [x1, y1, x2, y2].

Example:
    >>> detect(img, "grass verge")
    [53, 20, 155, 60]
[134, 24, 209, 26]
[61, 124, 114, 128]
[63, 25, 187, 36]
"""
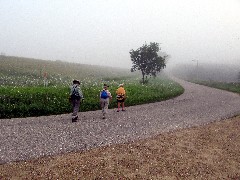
[0, 77, 184, 118]
[192, 80, 240, 94]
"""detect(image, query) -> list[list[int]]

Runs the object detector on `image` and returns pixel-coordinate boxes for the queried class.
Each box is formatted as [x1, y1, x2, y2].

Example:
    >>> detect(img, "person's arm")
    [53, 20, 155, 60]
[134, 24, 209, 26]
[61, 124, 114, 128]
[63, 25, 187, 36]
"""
[78, 87, 84, 99]
[70, 86, 74, 95]
[108, 90, 112, 100]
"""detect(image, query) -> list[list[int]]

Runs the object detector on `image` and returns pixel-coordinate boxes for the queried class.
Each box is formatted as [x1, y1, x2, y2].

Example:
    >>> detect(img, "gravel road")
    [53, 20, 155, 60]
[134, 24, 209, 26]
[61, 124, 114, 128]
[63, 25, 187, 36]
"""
[1, 78, 240, 164]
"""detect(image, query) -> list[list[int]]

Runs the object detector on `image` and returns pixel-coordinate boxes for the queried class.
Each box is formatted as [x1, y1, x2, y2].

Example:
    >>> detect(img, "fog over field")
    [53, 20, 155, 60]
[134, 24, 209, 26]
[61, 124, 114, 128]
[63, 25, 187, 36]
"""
[168, 63, 240, 83]
[0, 0, 240, 69]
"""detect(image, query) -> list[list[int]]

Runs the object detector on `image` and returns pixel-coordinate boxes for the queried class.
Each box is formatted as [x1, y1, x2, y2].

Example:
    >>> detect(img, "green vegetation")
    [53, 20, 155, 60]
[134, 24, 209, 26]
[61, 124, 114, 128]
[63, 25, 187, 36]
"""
[0, 55, 184, 119]
[0, 86, 70, 118]
[193, 80, 240, 94]
[0, 77, 184, 119]
[0, 55, 135, 87]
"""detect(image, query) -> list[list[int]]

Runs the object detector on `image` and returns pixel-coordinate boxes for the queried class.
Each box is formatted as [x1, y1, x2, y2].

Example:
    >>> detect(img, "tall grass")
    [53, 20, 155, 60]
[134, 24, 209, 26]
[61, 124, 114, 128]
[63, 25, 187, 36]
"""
[0, 77, 184, 119]
[0, 86, 70, 118]
[0, 55, 135, 87]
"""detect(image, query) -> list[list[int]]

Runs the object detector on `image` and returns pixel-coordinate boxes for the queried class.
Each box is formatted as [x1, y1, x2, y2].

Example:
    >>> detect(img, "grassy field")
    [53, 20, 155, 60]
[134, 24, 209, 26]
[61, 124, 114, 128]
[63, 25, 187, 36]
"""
[0, 77, 184, 119]
[0, 55, 133, 87]
[0, 55, 184, 118]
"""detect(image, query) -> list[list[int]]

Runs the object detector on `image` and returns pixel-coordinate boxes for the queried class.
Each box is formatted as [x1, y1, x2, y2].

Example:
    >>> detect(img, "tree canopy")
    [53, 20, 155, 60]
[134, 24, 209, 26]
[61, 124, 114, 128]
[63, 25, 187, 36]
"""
[129, 42, 167, 83]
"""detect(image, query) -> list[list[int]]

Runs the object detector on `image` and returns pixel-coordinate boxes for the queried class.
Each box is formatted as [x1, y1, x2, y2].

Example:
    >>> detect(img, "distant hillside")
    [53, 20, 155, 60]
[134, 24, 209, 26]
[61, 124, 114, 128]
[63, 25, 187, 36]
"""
[0, 55, 134, 86]
[170, 63, 240, 83]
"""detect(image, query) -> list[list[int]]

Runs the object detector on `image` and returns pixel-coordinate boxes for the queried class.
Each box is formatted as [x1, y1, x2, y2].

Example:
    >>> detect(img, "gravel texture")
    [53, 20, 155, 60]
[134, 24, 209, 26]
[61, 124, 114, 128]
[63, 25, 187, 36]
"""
[0, 78, 240, 164]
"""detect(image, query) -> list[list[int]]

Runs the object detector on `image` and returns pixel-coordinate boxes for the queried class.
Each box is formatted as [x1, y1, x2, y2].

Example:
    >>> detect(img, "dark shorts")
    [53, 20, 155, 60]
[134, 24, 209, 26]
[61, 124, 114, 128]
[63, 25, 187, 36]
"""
[117, 95, 125, 102]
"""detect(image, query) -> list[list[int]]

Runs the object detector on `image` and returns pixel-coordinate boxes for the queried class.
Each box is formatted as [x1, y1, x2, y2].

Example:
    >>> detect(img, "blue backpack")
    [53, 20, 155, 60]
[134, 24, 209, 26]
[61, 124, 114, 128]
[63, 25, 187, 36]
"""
[101, 90, 108, 99]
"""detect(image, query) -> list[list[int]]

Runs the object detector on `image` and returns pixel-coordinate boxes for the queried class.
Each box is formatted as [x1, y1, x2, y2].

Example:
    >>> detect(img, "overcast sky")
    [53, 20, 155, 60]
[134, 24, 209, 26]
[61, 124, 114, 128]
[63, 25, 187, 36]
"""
[0, 0, 240, 68]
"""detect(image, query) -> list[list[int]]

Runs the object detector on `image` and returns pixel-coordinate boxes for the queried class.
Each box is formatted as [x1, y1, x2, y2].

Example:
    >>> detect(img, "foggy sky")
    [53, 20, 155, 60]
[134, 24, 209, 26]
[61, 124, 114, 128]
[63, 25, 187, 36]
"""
[0, 0, 240, 68]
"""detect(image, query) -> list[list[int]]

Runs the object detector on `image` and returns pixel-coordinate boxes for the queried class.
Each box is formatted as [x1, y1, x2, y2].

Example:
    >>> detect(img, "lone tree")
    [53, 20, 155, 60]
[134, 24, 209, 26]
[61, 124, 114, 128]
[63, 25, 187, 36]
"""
[130, 42, 167, 83]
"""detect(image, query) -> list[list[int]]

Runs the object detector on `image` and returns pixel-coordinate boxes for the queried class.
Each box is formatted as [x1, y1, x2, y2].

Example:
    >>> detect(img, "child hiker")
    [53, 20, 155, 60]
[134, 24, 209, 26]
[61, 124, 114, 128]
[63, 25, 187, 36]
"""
[70, 80, 84, 122]
[116, 83, 126, 112]
[100, 84, 112, 119]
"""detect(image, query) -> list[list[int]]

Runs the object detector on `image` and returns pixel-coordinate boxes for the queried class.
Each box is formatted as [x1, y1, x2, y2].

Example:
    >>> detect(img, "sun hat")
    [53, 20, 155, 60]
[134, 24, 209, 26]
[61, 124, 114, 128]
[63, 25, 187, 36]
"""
[103, 83, 109, 88]
[73, 79, 80, 84]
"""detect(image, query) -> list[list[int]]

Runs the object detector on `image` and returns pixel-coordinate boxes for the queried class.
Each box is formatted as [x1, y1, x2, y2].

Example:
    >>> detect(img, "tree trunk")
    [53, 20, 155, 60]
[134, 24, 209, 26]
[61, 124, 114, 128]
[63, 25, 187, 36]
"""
[142, 71, 145, 84]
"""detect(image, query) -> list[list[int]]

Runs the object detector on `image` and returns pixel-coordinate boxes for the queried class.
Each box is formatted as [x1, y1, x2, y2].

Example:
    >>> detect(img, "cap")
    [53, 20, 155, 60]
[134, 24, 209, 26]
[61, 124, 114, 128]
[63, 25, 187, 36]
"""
[103, 83, 109, 88]
[73, 80, 80, 84]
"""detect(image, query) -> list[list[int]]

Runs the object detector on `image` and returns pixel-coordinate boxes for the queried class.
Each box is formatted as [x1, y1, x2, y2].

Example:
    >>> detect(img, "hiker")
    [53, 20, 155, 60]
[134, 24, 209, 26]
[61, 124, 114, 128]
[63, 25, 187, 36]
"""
[100, 84, 112, 119]
[70, 79, 84, 122]
[116, 83, 126, 112]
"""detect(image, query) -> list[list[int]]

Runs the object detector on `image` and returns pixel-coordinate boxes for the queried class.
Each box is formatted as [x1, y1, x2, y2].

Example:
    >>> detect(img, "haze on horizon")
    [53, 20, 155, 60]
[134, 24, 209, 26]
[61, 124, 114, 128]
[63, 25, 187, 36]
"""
[0, 0, 240, 69]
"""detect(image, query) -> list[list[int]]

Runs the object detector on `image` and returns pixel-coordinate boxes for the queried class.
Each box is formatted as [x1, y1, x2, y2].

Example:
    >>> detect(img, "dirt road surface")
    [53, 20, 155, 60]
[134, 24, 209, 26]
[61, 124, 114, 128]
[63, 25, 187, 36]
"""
[0, 78, 240, 164]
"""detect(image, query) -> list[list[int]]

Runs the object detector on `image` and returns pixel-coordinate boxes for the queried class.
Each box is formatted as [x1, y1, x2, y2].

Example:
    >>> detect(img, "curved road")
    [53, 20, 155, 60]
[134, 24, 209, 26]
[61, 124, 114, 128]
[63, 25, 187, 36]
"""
[0, 78, 240, 164]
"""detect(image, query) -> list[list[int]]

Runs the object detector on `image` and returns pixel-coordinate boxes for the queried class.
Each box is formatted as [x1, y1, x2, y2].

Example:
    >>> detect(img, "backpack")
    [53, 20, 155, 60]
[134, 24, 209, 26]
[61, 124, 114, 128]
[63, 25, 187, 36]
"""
[100, 90, 108, 99]
[71, 86, 81, 100]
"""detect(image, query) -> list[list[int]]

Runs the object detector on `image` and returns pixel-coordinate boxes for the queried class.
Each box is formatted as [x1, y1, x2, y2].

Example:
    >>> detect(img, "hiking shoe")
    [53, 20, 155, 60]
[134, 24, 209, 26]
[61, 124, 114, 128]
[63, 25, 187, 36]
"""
[72, 115, 78, 122]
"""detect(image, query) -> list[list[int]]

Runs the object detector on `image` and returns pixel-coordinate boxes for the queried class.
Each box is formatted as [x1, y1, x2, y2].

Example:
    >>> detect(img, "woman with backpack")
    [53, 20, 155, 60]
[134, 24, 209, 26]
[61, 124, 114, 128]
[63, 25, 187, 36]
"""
[100, 84, 112, 119]
[70, 79, 84, 122]
[116, 83, 126, 112]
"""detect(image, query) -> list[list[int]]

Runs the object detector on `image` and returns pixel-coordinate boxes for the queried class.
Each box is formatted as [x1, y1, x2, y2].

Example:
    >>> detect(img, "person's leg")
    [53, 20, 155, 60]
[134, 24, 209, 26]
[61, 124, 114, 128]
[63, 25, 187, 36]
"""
[101, 99, 104, 113]
[100, 99, 106, 118]
[102, 100, 106, 119]
[72, 99, 80, 121]
[117, 102, 121, 112]
[105, 100, 109, 117]
[103, 99, 109, 119]
[122, 101, 125, 111]
[74, 100, 80, 116]
[72, 99, 76, 116]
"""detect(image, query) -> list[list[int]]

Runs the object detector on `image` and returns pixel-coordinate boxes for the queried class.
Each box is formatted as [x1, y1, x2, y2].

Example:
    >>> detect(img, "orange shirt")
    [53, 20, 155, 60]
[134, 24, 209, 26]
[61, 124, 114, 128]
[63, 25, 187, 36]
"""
[116, 87, 125, 95]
